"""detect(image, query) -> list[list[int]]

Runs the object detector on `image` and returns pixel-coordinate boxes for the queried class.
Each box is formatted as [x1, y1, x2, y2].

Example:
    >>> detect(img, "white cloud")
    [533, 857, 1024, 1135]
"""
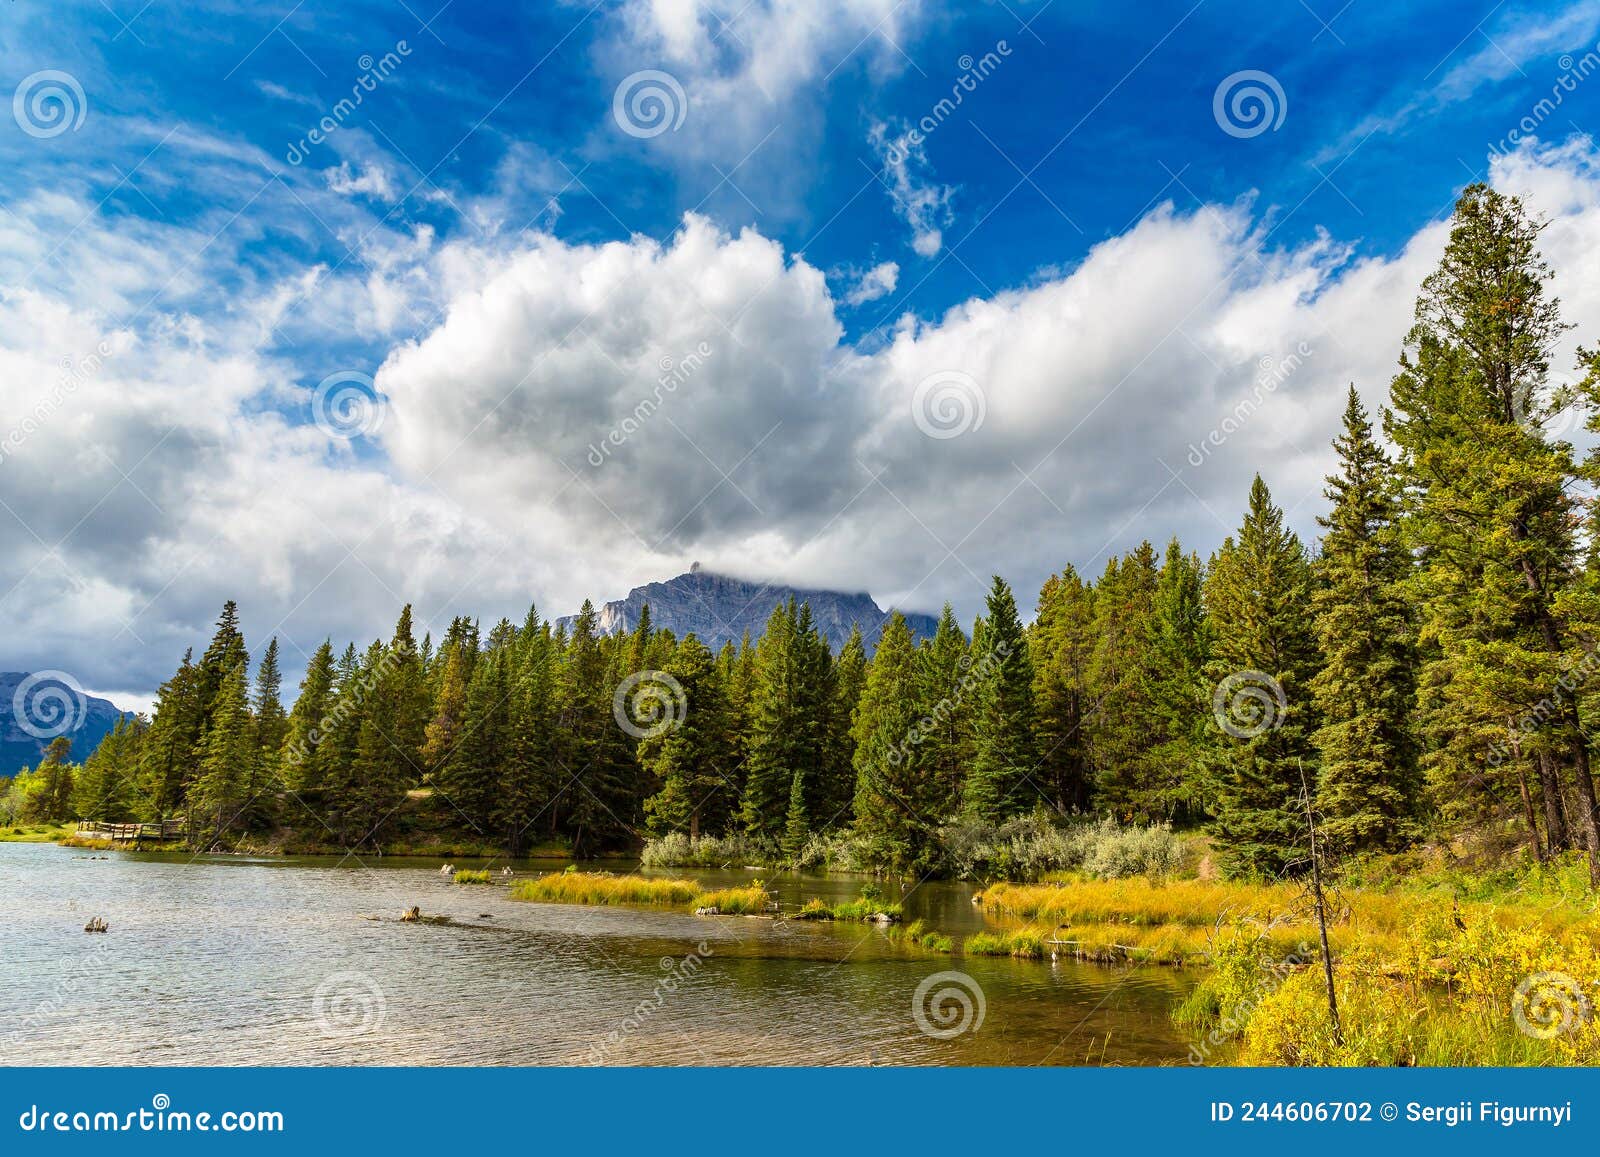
[842, 260, 899, 306]
[9, 133, 1600, 703]
[869, 120, 955, 257]
[326, 160, 399, 201]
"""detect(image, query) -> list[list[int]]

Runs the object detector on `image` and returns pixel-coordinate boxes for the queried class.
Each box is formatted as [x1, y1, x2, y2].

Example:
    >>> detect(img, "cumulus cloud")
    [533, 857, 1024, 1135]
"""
[374, 139, 1600, 622]
[8, 132, 1600, 701]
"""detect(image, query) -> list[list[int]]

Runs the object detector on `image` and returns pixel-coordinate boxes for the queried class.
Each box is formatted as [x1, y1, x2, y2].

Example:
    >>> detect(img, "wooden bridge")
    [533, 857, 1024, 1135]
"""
[74, 819, 189, 842]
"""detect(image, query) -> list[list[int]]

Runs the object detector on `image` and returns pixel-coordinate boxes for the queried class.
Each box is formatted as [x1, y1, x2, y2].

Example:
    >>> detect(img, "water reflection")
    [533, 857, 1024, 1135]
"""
[1, 842, 1192, 1066]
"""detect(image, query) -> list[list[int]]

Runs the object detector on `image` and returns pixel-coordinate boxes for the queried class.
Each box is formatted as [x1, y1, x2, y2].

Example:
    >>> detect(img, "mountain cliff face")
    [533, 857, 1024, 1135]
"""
[0, 672, 131, 775]
[556, 567, 939, 653]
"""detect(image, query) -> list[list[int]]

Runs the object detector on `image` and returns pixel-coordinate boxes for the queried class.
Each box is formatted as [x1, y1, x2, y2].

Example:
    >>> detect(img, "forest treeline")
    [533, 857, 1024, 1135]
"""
[9, 184, 1600, 882]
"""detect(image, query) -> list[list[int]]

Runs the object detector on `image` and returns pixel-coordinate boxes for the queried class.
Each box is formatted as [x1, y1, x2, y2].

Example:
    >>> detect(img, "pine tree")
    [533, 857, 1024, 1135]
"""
[552, 601, 638, 855]
[75, 716, 143, 821]
[192, 601, 248, 748]
[741, 600, 804, 840]
[920, 605, 974, 817]
[641, 634, 732, 838]
[1204, 476, 1320, 877]
[963, 577, 1039, 822]
[1387, 183, 1600, 877]
[1089, 544, 1163, 820]
[852, 613, 936, 871]
[500, 611, 558, 853]
[282, 641, 336, 792]
[1310, 388, 1419, 852]
[1143, 540, 1212, 822]
[824, 626, 868, 820]
[421, 621, 477, 777]
[26, 737, 76, 821]
[245, 638, 287, 829]
[437, 643, 510, 836]
[191, 663, 252, 847]
[137, 649, 202, 818]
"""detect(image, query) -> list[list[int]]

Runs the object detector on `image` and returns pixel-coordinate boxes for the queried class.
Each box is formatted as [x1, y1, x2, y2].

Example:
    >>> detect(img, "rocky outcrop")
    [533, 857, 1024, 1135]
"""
[556, 566, 939, 653]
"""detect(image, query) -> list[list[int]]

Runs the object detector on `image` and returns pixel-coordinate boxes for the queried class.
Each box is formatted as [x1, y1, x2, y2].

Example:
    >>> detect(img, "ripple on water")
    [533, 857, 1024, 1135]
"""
[1, 842, 1194, 1066]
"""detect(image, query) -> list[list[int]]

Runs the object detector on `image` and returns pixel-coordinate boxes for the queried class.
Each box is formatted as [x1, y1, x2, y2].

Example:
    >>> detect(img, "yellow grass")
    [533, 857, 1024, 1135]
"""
[975, 875, 1594, 967]
[509, 871, 702, 907]
[507, 871, 771, 914]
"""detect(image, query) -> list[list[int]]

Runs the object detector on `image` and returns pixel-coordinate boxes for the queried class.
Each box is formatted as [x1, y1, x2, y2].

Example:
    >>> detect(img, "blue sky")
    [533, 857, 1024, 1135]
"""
[4, 0, 1600, 703]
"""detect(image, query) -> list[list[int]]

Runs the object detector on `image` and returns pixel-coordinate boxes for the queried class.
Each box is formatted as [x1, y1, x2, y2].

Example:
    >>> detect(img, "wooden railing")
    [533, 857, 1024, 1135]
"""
[75, 819, 189, 841]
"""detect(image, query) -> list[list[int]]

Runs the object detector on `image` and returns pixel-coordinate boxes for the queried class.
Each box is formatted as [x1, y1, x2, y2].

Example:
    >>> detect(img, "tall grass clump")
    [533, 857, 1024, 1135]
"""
[691, 882, 772, 914]
[890, 919, 954, 953]
[452, 868, 493, 885]
[964, 928, 1047, 959]
[790, 884, 902, 922]
[510, 871, 701, 907]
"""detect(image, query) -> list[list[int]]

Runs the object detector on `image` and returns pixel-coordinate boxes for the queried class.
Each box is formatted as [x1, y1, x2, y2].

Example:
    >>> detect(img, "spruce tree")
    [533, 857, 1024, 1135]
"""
[191, 663, 252, 847]
[852, 613, 936, 871]
[245, 637, 287, 829]
[1204, 476, 1320, 877]
[1387, 183, 1600, 876]
[642, 634, 732, 838]
[137, 649, 201, 818]
[1143, 540, 1212, 822]
[282, 641, 336, 792]
[1089, 544, 1162, 820]
[963, 577, 1038, 822]
[920, 604, 974, 817]
[1310, 388, 1419, 852]
[75, 716, 143, 822]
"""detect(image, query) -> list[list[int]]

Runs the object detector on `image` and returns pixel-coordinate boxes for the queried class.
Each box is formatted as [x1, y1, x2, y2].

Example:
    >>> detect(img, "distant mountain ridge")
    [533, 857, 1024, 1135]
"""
[556, 566, 939, 653]
[0, 672, 131, 775]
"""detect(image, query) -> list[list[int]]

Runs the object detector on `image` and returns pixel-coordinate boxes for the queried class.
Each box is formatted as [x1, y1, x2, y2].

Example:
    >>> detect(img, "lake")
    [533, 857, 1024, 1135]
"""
[2, 841, 1195, 1065]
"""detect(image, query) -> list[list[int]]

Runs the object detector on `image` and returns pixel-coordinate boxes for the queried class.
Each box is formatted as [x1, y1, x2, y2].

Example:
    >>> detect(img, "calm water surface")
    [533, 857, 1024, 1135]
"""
[2, 842, 1194, 1065]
